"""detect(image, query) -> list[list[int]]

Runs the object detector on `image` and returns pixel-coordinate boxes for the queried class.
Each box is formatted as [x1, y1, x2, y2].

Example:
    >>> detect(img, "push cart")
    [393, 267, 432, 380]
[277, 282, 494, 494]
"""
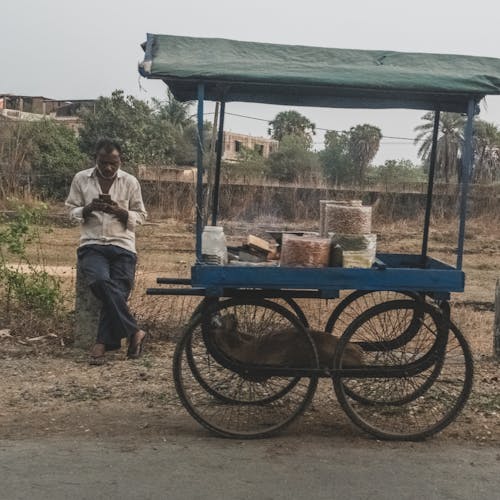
[140, 34, 500, 440]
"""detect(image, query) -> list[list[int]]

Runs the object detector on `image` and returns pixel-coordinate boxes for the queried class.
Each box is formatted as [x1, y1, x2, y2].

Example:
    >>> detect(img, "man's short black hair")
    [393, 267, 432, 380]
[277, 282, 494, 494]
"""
[95, 138, 122, 157]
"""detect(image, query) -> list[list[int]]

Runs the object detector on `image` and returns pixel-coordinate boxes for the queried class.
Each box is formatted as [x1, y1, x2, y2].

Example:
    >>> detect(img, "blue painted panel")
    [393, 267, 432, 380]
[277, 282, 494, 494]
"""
[377, 253, 454, 270]
[191, 253, 464, 293]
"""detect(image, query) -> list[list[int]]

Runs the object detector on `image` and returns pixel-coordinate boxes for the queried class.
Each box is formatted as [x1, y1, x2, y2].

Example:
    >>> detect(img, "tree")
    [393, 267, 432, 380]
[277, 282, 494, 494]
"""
[151, 90, 198, 165]
[0, 119, 34, 197]
[175, 120, 213, 166]
[0, 118, 85, 199]
[268, 111, 316, 147]
[319, 130, 354, 184]
[152, 90, 193, 131]
[78, 90, 177, 166]
[347, 124, 382, 184]
[267, 134, 320, 183]
[29, 119, 87, 198]
[369, 159, 426, 187]
[78, 90, 210, 168]
[224, 145, 268, 181]
[414, 112, 465, 183]
[473, 120, 500, 183]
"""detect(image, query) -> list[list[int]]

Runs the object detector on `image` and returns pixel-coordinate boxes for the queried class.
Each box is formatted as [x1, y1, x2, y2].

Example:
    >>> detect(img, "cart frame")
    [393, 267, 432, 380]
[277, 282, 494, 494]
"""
[139, 34, 500, 440]
[138, 35, 489, 299]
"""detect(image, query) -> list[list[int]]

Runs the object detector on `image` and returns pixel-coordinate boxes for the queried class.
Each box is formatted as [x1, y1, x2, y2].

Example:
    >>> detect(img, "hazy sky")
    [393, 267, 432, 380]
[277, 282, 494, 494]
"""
[2, 0, 500, 163]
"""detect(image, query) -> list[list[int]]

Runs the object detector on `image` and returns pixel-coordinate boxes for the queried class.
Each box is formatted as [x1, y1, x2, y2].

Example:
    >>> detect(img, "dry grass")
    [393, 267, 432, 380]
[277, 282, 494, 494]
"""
[9, 213, 500, 343]
[1, 210, 499, 443]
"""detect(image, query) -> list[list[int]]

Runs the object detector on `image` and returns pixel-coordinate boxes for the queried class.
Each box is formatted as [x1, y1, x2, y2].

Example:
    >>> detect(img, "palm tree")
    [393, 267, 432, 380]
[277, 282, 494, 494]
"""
[414, 112, 465, 183]
[473, 120, 500, 183]
[347, 124, 382, 184]
[153, 90, 193, 131]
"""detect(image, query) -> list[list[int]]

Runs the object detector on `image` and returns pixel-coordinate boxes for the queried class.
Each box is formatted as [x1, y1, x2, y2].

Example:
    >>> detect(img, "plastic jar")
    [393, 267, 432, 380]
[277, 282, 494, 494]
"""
[201, 226, 228, 265]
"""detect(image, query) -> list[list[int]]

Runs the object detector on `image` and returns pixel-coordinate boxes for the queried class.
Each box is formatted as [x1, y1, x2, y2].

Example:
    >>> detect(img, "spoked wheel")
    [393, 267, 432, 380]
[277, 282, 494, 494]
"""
[325, 290, 442, 405]
[173, 298, 319, 439]
[184, 298, 307, 404]
[325, 290, 421, 336]
[332, 300, 473, 441]
[280, 297, 309, 327]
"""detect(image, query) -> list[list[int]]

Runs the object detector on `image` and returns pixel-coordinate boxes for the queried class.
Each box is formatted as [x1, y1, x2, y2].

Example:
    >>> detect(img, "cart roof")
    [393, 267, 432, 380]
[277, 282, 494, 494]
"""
[139, 34, 500, 113]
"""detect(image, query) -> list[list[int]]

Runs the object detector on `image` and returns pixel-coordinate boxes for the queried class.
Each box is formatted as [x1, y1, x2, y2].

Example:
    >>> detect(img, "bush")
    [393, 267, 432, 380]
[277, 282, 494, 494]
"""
[0, 204, 64, 319]
[368, 159, 426, 185]
[267, 135, 320, 183]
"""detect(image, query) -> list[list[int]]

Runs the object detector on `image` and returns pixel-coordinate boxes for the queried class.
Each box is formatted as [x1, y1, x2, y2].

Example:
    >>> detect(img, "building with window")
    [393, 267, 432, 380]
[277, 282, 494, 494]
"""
[222, 131, 278, 161]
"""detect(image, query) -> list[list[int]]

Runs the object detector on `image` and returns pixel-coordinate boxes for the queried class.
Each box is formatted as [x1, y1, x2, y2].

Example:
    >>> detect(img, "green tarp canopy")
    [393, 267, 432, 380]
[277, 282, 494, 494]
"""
[139, 34, 500, 112]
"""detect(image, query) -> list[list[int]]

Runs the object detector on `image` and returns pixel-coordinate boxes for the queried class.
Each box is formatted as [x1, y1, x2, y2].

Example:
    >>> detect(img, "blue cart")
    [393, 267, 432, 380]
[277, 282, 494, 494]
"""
[140, 34, 500, 440]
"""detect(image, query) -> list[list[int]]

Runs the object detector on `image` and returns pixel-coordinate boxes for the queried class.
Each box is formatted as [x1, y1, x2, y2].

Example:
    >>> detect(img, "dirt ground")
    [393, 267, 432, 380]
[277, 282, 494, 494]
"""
[0, 214, 499, 444]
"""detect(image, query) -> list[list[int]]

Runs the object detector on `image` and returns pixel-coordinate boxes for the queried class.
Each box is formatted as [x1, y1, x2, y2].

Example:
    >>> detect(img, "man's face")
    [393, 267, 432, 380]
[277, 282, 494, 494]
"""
[96, 149, 121, 177]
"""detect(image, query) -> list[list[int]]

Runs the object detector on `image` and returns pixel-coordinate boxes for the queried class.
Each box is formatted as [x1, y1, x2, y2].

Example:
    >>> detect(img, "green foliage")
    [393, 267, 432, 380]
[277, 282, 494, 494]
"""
[0, 205, 64, 317]
[347, 124, 382, 183]
[0, 120, 33, 196]
[472, 120, 500, 183]
[319, 130, 355, 184]
[1, 268, 63, 316]
[224, 145, 268, 180]
[152, 90, 193, 130]
[29, 119, 87, 198]
[78, 90, 206, 168]
[0, 118, 85, 199]
[268, 111, 316, 147]
[320, 125, 382, 185]
[178, 120, 213, 165]
[414, 112, 465, 183]
[368, 159, 426, 185]
[267, 135, 320, 183]
[151, 92, 211, 166]
[78, 90, 173, 166]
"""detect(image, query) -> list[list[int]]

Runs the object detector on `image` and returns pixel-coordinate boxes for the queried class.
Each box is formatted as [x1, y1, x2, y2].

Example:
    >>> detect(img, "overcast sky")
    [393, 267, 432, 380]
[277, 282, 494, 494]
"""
[2, 0, 500, 163]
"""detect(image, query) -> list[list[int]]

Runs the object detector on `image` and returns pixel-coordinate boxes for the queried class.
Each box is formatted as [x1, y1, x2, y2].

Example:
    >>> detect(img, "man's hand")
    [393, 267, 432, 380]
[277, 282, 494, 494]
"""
[102, 200, 129, 225]
[82, 199, 107, 219]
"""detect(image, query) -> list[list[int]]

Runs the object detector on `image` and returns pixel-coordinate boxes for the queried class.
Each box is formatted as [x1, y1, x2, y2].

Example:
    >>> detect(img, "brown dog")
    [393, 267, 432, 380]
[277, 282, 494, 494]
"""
[212, 314, 363, 368]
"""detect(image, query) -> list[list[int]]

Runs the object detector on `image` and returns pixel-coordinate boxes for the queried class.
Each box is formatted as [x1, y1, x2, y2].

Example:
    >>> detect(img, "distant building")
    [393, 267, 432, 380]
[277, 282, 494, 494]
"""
[222, 131, 278, 161]
[0, 94, 95, 132]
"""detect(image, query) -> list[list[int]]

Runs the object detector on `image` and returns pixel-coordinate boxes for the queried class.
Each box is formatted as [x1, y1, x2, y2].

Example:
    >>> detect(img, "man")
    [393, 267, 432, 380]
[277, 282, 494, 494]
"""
[66, 138, 147, 365]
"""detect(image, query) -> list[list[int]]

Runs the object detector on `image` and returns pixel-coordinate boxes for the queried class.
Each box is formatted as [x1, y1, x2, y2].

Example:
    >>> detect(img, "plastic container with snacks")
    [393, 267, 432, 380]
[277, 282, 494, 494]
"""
[280, 234, 331, 267]
[331, 233, 377, 268]
[325, 201, 372, 235]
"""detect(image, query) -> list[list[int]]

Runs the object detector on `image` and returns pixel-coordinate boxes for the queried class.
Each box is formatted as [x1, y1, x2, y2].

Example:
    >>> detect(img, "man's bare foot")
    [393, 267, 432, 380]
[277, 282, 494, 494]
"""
[127, 330, 147, 359]
[89, 343, 106, 365]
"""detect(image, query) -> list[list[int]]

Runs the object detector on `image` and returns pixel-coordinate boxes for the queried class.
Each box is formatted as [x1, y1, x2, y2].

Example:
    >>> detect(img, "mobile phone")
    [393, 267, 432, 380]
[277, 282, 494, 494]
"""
[99, 194, 112, 204]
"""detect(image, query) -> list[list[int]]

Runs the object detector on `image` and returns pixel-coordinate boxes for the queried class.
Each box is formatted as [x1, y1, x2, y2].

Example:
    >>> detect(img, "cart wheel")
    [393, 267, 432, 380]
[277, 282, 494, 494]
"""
[184, 300, 302, 405]
[185, 308, 300, 404]
[325, 290, 441, 405]
[325, 290, 420, 336]
[277, 297, 309, 327]
[190, 297, 308, 327]
[173, 298, 319, 439]
[333, 300, 473, 441]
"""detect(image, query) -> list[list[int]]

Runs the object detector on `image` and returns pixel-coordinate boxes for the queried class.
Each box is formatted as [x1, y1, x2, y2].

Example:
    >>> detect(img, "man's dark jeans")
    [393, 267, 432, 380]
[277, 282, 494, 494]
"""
[77, 244, 138, 350]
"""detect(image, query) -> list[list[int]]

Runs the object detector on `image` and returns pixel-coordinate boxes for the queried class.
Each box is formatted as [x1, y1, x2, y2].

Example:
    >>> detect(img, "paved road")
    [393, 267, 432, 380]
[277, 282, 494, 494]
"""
[1, 434, 499, 500]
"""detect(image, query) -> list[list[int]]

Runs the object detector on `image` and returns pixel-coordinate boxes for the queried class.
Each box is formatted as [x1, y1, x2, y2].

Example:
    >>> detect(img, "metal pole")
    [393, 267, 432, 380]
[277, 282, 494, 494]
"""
[456, 98, 475, 270]
[421, 110, 440, 266]
[195, 83, 204, 264]
[211, 101, 225, 226]
[204, 101, 219, 226]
